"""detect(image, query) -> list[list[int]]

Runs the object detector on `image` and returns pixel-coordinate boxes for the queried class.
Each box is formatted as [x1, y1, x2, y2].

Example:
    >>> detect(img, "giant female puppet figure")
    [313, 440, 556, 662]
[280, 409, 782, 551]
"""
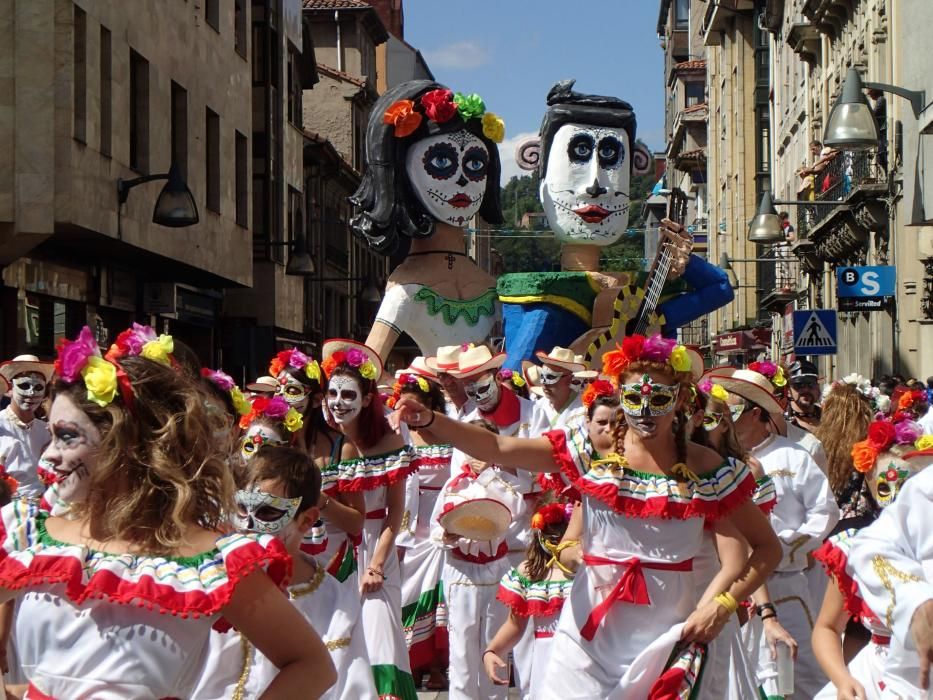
[499, 80, 734, 368]
[351, 81, 505, 364]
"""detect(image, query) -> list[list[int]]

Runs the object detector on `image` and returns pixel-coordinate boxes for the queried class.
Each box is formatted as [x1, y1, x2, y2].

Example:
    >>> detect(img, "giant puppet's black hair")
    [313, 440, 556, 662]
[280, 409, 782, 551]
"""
[349, 80, 504, 255]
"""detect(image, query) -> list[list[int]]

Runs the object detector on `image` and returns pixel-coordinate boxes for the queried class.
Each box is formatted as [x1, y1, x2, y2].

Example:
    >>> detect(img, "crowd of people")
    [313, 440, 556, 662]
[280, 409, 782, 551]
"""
[1, 325, 933, 699]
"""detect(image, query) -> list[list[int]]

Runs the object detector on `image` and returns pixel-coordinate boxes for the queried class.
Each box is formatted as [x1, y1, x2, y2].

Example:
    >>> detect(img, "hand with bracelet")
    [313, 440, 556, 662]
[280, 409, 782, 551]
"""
[482, 648, 509, 686]
[681, 590, 737, 644]
[758, 603, 798, 661]
[360, 565, 386, 594]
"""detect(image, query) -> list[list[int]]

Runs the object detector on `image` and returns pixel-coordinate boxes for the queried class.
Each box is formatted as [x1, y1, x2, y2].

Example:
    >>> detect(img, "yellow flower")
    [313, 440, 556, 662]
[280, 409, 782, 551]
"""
[359, 361, 377, 381]
[481, 112, 505, 144]
[669, 346, 692, 373]
[916, 435, 933, 451]
[710, 384, 730, 402]
[305, 360, 321, 383]
[512, 371, 526, 388]
[81, 356, 118, 407]
[416, 376, 430, 393]
[141, 334, 174, 366]
[231, 387, 251, 416]
[284, 407, 304, 433]
[772, 366, 787, 388]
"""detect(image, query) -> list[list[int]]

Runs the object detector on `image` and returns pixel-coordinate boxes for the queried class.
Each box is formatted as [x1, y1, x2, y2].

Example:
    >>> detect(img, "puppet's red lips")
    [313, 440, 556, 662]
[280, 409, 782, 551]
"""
[448, 194, 472, 208]
[573, 205, 610, 223]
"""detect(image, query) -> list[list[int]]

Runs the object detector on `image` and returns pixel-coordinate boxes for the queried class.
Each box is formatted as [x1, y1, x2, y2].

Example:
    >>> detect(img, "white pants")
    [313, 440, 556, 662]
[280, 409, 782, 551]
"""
[443, 555, 510, 700]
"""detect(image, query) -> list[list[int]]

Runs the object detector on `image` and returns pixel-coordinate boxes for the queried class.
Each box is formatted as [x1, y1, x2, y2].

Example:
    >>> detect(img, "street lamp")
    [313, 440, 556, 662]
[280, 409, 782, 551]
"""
[264, 233, 316, 276]
[824, 67, 927, 150]
[308, 275, 382, 303]
[747, 192, 823, 243]
[117, 163, 198, 228]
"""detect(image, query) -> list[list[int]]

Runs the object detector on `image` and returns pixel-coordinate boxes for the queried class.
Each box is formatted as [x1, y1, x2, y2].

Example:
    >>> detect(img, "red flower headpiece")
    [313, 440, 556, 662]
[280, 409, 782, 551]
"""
[238, 395, 290, 431]
[582, 379, 616, 408]
[851, 415, 927, 473]
[530, 502, 572, 531]
[321, 351, 347, 379]
[601, 334, 691, 379]
[385, 373, 432, 409]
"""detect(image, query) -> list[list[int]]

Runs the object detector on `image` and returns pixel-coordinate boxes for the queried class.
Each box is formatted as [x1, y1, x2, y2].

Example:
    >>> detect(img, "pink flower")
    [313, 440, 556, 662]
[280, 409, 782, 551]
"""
[498, 368, 513, 381]
[757, 361, 778, 379]
[346, 348, 366, 368]
[55, 326, 99, 382]
[641, 334, 677, 363]
[201, 368, 235, 392]
[287, 349, 309, 370]
[264, 396, 289, 419]
[895, 419, 923, 445]
[698, 379, 713, 394]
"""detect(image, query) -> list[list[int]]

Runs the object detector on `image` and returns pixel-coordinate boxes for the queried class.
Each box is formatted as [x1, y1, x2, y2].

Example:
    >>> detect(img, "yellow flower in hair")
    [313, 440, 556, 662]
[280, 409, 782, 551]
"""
[772, 366, 787, 388]
[710, 384, 729, 402]
[81, 356, 118, 407]
[284, 407, 304, 433]
[481, 112, 505, 144]
[230, 387, 251, 416]
[141, 334, 174, 366]
[359, 361, 377, 381]
[512, 371, 526, 388]
[416, 376, 430, 393]
[669, 346, 692, 373]
[305, 360, 321, 382]
[916, 435, 933, 451]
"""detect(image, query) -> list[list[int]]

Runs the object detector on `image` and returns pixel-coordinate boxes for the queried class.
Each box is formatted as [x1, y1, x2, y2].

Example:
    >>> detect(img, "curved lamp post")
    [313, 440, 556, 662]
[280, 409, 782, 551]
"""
[117, 163, 198, 228]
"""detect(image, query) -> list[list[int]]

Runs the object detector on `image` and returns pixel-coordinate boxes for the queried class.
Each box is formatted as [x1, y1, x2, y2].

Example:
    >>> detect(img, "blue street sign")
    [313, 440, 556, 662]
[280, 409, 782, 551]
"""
[793, 309, 837, 356]
[836, 266, 895, 298]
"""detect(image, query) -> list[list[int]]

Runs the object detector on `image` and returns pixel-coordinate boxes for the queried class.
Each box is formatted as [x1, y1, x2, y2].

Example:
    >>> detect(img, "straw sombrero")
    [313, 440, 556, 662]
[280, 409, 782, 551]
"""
[448, 345, 507, 379]
[321, 338, 384, 380]
[0, 355, 54, 384]
[685, 348, 705, 383]
[438, 498, 511, 541]
[396, 356, 439, 381]
[425, 345, 464, 373]
[535, 346, 585, 374]
[246, 375, 278, 393]
[707, 367, 787, 436]
[573, 354, 599, 380]
[521, 361, 545, 397]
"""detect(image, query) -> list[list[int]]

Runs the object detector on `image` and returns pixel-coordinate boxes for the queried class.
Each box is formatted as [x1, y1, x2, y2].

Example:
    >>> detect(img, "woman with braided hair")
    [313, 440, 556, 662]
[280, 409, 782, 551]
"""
[391, 333, 781, 698]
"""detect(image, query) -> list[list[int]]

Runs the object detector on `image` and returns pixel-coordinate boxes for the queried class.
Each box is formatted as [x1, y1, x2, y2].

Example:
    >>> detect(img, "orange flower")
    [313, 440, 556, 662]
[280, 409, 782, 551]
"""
[383, 99, 422, 138]
[321, 355, 339, 379]
[851, 439, 878, 474]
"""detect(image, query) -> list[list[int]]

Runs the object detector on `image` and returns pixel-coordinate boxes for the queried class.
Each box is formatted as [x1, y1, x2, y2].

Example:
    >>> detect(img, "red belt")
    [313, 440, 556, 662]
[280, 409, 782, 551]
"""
[580, 554, 694, 641]
[871, 634, 891, 647]
[534, 630, 554, 639]
[366, 508, 387, 520]
[451, 541, 509, 564]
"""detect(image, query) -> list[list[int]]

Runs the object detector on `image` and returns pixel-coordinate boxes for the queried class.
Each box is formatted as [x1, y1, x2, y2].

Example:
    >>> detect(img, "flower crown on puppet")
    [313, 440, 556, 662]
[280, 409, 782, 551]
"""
[747, 361, 787, 390]
[530, 502, 574, 531]
[384, 88, 506, 143]
[497, 368, 526, 388]
[201, 367, 251, 417]
[269, 348, 322, 385]
[697, 379, 730, 403]
[851, 415, 933, 473]
[55, 324, 176, 409]
[601, 334, 693, 380]
[582, 379, 616, 408]
[238, 395, 303, 434]
[386, 373, 433, 409]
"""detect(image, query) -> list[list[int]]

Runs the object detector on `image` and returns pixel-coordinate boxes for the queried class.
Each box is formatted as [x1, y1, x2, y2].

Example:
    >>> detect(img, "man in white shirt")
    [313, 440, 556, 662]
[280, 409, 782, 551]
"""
[425, 345, 475, 420]
[711, 367, 839, 698]
[0, 355, 54, 500]
[523, 346, 587, 434]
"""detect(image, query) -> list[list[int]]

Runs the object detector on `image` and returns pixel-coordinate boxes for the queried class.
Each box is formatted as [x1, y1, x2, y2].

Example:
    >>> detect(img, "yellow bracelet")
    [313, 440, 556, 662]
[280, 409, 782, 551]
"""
[714, 591, 739, 614]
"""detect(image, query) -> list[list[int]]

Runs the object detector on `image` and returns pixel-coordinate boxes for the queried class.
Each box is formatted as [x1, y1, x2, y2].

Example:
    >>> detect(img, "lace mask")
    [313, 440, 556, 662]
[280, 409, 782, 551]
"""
[234, 487, 302, 535]
[620, 374, 679, 417]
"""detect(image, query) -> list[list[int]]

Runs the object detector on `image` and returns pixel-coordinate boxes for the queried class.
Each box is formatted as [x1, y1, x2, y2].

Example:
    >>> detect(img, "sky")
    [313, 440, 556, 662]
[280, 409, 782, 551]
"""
[404, 0, 667, 182]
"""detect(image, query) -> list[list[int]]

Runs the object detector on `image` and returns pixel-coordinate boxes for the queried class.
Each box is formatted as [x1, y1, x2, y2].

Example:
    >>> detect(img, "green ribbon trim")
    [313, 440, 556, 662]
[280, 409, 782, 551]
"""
[333, 545, 357, 583]
[371, 664, 419, 700]
[413, 287, 498, 327]
[401, 581, 445, 628]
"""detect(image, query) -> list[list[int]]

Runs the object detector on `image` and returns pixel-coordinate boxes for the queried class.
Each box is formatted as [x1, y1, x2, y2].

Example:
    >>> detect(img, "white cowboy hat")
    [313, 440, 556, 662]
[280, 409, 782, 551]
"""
[438, 498, 512, 541]
[0, 355, 54, 384]
[573, 354, 599, 380]
[534, 346, 585, 374]
[448, 345, 507, 379]
[425, 345, 466, 373]
[707, 367, 787, 436]
[246, 376, 278, 393]
[396, 356, 439, 381]
[521, 361, 545, 397]
[321, 338, 384, 380]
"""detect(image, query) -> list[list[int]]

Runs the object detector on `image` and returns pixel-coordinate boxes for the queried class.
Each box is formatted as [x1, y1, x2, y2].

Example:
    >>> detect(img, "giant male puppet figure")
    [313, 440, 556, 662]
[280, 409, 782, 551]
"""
[499, 80, 733, 368]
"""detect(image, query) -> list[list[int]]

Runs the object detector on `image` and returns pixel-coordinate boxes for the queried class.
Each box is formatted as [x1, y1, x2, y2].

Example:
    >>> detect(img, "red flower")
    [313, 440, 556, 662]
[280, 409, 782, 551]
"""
[582, 379, 615, 408]
[885, 468, 898, 481]
[867, 421, 896, 451]
[622, 335, 647, 362]
[421, 89, 457, 123]
[269, 350, 291, 378]
[748, 361, 762, 374]
[321, 351, 346, 379]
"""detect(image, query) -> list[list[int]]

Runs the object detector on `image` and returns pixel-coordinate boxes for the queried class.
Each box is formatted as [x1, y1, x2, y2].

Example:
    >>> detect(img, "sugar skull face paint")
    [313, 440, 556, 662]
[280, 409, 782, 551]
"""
[541, 123, 632, 245]
[234, 486, 302, 535]
[326, 375, 363, 425]
[537, 366, 568, 386]
[11, 372, 47, 413]
[703, 411, 724, 432]
[620, 374, 679, 417]
[406, 130, 489, 226]
[39, 394, 101, 504]
[868, 452, 931, 509]
[276, 372, 311, 414]
[464, 373, 500, 412]
[240, 422, 287, 462]
[570, 376, 594, 393]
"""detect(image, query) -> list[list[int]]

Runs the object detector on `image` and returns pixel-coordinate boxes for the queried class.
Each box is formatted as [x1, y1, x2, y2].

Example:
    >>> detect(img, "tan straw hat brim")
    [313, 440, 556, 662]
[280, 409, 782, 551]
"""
[321, 338, 384, 379]
[534, 350, 585, 374]
[709, 370, 787, 435]
[0, 359, 54, 384]
[438, 498, 511, 541]
[449, 353, 507, 379]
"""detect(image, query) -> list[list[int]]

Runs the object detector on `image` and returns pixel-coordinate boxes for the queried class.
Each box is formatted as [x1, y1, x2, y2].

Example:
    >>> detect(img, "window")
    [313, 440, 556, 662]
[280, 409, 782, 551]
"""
[674, 0, 689, 30]
[99, 26, 111, 156]
[252, 24, 266, 84]
[129, 49, 149, 173]
[287, 48, 302, 126]
[235, 0, 247, 57]
[288, 186, 303, 244]
[206, 108, 220, 213]
[685, 81, 705, 107]
[73, 6, 86, 143]
[236, 131, 248, 227]
[205, 0, 219, 31]
[171, 82, 188, 180]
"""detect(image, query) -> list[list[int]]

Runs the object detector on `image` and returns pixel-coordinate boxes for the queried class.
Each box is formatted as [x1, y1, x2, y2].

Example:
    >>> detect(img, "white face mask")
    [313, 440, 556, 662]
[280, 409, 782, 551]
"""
[537, 366, 568, 386]
[276, 372, 311, 414]
[327, 375, 363, 425]
[234, 486, 302, 536]
[12, 373, 47, 413]
[540, 123, 632, 245]
[405, 130, 489, 227]
[464, 374, 500, 412]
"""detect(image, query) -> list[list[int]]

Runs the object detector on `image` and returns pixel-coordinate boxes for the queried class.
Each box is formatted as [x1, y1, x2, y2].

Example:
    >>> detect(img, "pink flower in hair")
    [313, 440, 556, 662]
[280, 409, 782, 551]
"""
[757, 361, 778, 379]
[55, 326, 100, 382]
[201, 368, 235, 392]
[697, 379, 713, 394]
[345, 348, 366, 368]
[287, 349, 310, 370]
[641, 334, 677, 363]
[895, 419, 923, 445]
[264, 396, 289, 419]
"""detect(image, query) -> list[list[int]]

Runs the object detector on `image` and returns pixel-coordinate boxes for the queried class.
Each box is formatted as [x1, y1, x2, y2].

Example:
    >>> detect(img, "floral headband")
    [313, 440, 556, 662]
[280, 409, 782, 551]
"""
[321, 349, 378, 382]
[602, 334, 692, 379]
[530, 502, 573, 531]
[895, 388, 928, 415]
[697, 379, 730, 403]
[386, 373, 433, 409]
[824, 373, 889, 414]
[747, 361, 787, 390]
[851, 416, 932, 473]
[497, 369, 526, 388]
[269, 349, 322, 385]
[582, 379, 615, 408]
[201, 368, 251, 417]
[238, 395, 303, 434]
[383, 88, 505, 143]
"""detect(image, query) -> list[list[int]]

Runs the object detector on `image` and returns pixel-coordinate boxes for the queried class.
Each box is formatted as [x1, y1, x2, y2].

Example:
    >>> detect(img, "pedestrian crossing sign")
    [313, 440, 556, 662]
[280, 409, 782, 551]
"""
[792, 309, 837, 356]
